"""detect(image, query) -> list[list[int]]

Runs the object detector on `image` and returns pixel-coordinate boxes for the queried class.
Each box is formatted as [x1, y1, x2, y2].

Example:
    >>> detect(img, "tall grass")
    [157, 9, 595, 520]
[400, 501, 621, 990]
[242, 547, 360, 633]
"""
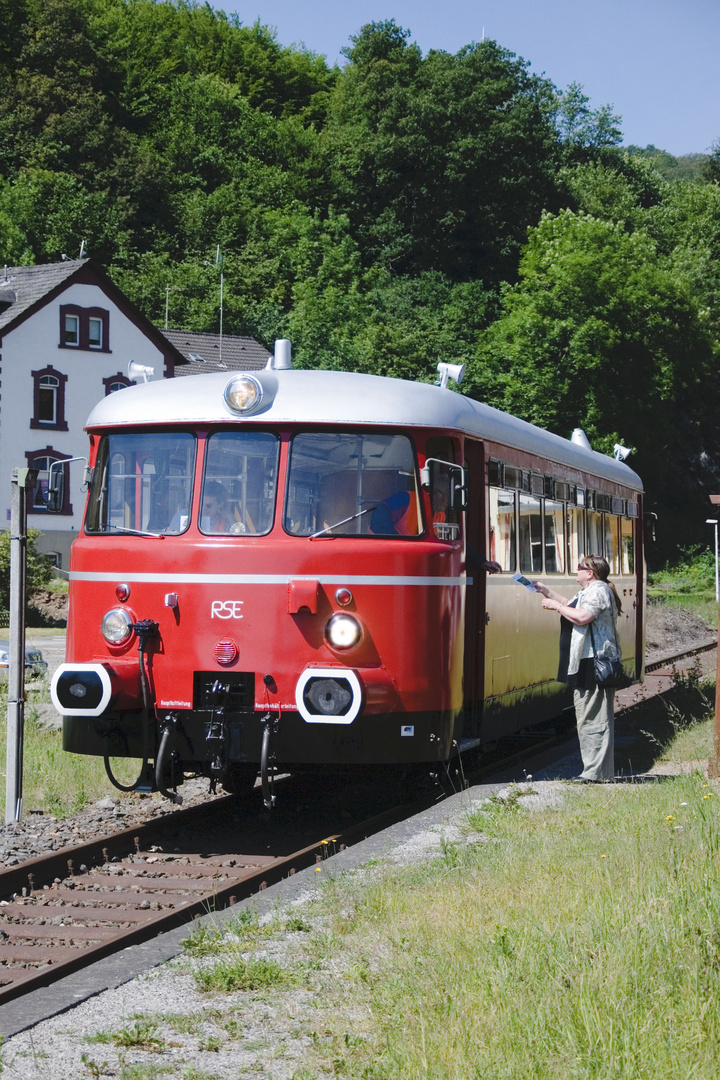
[0, 676, 138, 816]
[311, 774, 720, 1079]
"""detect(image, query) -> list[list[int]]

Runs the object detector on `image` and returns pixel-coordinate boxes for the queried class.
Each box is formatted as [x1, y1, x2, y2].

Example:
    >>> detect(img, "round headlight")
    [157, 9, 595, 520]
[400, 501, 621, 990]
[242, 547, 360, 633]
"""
[325, 613, 362, 650]
[101, 608, 134, 645]
[224, 375, 262, 413]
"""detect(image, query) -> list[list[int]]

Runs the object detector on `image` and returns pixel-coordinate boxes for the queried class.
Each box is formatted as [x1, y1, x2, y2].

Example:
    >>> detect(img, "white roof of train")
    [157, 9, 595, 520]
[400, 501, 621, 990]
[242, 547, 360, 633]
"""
[86, 368, 642, 491]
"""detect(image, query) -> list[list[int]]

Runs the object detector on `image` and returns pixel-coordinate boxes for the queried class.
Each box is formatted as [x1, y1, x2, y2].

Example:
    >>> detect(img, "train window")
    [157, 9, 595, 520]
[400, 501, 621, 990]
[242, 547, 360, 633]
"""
[85, 433, 195, 535]
[488, 488, 516, 571]
[544, 498, 565, 573]
[200, 432, 279, 536]
[519, 494, 543, 573]
[587, 511, 604, 558]
[568, 507, 585, 571]
[621, 517, 634, 573]
[284, 432, 421, 538]
[605, 515, 621, 574]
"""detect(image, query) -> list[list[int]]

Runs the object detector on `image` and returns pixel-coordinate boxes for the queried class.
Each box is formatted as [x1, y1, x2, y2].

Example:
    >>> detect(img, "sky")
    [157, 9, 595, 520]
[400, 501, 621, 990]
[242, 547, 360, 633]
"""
[226, 0, 719, 157]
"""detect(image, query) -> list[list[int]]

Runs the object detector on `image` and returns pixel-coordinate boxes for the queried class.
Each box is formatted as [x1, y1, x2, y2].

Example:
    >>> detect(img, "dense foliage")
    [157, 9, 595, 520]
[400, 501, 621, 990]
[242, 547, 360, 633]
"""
[1, 0, 719, 563]
[0, 528, 54, 610]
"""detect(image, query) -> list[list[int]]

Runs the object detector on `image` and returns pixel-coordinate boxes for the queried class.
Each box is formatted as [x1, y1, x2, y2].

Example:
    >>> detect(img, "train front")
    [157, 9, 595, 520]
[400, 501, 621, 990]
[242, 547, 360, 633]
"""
[51, 365, 470, 800]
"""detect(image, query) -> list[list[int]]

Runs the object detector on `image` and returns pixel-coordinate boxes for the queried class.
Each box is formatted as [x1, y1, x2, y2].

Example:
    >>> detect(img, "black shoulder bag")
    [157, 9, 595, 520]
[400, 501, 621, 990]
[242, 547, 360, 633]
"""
[589, 622, 631, 690]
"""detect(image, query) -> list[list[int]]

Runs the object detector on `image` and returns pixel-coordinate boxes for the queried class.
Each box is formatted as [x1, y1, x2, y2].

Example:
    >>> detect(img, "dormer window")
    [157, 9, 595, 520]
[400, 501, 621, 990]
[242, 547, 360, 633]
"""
[59, 304, 110, 352]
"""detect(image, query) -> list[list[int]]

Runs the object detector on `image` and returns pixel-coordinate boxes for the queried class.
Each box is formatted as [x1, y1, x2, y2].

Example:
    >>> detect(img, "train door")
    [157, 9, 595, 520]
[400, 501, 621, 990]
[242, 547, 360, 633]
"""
[463, 439, 486, 737]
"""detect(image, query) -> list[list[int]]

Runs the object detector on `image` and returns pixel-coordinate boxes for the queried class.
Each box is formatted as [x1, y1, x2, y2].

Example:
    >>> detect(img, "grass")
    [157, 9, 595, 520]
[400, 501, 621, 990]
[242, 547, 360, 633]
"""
[647, 546, 720, 626]
[298, 771, 720, 1078]
[0, 672, 143, 816]
[193, 955, 286, 994]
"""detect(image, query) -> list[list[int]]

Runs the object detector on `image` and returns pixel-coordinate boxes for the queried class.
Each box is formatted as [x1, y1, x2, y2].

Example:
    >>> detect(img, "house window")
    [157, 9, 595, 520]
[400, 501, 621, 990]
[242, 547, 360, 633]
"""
[31, 365, 68, 431]
[88, 317, 103, 349]
[59, 305, 110, 352]
[25, 447, 73, 516]
[38, 375, 59, 423]
[103, 372, 132, 395]
[64, 314, 79, 345]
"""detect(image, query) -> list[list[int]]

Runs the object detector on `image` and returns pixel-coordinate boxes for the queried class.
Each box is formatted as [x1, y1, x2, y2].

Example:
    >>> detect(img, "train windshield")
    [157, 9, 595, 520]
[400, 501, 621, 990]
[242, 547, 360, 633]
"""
[200, 432, 279, 535]
[284, 432, 422, 537]
[85, 433, 195, 536]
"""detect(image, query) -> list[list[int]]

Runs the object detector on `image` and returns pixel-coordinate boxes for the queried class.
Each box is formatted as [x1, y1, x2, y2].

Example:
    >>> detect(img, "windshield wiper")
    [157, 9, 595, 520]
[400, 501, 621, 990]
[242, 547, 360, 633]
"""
[102, 524, 165, 539]
[309, 506, 375, 539]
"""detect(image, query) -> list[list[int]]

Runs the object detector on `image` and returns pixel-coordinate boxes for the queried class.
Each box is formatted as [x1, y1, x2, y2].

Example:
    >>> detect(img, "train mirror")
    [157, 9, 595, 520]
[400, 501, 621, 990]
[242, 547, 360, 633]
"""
[46, 461, 64, 513]
[449, 469, 469, 512]
[423, 458, 468, 520]
[46, 484, 62, 513]
[644, 511, 657, 544]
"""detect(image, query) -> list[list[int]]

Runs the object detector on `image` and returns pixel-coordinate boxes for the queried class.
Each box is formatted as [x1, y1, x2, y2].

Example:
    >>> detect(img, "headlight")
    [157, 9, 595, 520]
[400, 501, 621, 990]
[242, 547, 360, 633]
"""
[324, 613, 362, 650]
[224, 374, 263, 413]
[101, 608, 134, 644]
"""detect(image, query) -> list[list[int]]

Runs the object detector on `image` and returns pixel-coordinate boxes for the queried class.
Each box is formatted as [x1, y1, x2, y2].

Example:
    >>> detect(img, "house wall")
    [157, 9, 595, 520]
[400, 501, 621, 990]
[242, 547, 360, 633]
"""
[0, 281, 168, 567]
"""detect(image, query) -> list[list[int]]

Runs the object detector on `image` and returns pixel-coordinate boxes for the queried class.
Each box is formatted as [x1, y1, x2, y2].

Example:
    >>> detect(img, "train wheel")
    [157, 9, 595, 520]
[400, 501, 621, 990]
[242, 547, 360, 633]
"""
[221, 763, 259, 796]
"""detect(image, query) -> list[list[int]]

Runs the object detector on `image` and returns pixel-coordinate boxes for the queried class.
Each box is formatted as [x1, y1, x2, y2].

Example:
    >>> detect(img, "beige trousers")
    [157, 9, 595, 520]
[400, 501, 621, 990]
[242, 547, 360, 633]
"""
[573, 685, 615, 781]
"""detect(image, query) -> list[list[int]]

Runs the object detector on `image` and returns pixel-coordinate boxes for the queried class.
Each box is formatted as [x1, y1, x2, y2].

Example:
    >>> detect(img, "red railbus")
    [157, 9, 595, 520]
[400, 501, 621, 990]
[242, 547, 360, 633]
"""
[51, 349, 644, 803]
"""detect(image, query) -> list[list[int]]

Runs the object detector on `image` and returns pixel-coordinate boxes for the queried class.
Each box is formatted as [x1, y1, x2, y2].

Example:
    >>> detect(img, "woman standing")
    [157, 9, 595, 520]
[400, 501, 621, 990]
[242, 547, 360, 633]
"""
[533, 556, 623, 783]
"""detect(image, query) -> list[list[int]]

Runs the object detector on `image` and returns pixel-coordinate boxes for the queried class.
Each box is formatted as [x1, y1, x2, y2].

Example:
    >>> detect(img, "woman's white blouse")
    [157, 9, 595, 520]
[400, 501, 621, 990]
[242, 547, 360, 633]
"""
[567, 580, 619, 677]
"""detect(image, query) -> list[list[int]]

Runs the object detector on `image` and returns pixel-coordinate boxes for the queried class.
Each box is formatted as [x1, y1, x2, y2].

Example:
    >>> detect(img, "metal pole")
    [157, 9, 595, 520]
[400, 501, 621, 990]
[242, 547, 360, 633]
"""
[709, 519, 719, 602]
[5, 469, 31, 823]
[708, 499, 720, 778]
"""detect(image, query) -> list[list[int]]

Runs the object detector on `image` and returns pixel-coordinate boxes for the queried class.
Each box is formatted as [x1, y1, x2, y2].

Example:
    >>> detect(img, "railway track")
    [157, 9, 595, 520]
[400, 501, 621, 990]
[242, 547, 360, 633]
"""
[0, 639, 715, 1008]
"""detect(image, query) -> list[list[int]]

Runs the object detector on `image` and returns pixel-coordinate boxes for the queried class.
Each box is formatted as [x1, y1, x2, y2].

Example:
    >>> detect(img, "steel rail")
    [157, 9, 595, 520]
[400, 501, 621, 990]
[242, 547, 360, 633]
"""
[0, 798, 414, 1007]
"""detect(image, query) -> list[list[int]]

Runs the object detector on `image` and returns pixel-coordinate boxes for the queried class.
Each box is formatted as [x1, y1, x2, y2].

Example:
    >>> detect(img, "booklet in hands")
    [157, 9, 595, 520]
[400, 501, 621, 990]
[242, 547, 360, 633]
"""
[512, 572, 538, 592]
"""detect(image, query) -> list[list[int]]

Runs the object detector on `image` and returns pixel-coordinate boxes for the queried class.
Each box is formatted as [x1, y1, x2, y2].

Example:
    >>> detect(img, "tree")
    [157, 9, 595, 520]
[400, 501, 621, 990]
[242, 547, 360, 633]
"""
[555, 82, 623, 149]
[327, 24, 562, 285]
[467, 208, 717, 560]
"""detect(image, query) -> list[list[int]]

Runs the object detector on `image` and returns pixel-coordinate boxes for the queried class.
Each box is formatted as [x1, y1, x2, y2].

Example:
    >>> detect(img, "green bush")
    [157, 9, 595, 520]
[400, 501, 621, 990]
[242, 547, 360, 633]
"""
[0, 528, 54, 610]
[648, 545, 716, 593]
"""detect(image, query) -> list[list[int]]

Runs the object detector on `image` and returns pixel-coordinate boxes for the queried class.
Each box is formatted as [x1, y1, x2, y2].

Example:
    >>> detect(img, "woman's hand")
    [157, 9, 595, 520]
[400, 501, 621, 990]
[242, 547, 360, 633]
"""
[532, 581, 551, 597]
[541, 597, 562, 611]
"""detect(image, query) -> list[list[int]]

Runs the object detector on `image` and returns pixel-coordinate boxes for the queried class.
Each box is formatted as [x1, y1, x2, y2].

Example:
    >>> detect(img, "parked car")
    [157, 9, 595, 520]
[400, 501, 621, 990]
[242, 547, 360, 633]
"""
[0, 641, 48, 678]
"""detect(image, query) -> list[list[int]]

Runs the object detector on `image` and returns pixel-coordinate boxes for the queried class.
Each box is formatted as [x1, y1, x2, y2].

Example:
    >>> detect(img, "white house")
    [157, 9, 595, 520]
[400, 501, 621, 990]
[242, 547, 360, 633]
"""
[0, 258, 186, 567]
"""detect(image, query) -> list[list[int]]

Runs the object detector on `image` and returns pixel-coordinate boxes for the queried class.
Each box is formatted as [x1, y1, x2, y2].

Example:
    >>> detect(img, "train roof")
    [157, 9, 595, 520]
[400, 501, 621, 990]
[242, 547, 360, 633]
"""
[86, 368, 642, 491]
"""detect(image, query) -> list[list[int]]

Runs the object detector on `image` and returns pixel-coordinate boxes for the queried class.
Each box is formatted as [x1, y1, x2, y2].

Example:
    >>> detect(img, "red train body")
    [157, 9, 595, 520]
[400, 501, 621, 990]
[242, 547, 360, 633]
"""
[51, 353, 644, 801]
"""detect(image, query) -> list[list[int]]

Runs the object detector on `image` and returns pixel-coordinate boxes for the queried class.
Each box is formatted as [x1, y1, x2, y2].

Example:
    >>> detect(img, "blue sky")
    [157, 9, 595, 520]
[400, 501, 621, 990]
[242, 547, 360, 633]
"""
[226, 0, 719, 157]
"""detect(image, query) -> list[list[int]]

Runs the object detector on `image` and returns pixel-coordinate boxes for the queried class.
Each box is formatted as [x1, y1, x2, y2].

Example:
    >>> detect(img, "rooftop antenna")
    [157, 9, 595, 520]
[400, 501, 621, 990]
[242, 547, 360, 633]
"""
[205, 246, 225, 368]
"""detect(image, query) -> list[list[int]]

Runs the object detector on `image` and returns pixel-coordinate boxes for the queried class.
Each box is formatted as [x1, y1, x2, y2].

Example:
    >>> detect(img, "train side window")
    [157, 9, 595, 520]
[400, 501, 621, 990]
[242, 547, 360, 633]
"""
[587, 511, 604, 558]
[621, 517, 634, 573]
[606, 515, 621, 574]
[85, 433, 195, 535]
[201, 432, 279, 536]
[519, 494, 543, 574]
[568, 507, 585, 571]
[488, 488, 516, 571]
[544, 498, 565, 573]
